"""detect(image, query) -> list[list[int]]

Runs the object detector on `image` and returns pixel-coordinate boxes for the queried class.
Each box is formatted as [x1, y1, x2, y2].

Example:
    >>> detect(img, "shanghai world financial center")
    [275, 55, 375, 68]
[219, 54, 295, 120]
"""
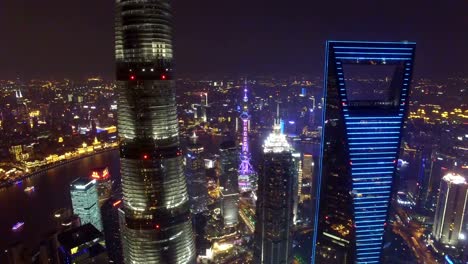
[313, 41, 416, 263]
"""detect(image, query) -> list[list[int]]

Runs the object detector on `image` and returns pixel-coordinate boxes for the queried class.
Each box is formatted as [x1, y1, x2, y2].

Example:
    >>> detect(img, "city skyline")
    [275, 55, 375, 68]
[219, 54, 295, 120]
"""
[0, 1, 467, 264]
[0, 1, 467, 79]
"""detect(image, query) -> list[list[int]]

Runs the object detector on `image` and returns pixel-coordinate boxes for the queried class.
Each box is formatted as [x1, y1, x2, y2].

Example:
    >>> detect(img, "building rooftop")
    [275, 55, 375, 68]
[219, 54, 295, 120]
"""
[70, 177, 96, 191]
[58, 223, 102, 251]
[220, 140, 237, 150]
[263, 122, 292, 153]
[443, 173, 466, 185]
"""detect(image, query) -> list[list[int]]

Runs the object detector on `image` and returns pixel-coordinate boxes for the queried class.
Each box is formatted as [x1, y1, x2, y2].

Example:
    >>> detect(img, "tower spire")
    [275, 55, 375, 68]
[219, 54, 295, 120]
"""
[238, 79, 255, 192]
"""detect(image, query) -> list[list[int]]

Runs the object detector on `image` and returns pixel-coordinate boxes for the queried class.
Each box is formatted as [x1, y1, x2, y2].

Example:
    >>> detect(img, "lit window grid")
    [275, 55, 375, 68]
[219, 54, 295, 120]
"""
[337, 46, 413, 260]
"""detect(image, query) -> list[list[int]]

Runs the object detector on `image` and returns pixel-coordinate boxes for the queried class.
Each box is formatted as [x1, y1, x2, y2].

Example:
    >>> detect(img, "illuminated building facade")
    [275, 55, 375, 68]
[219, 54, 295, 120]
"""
[219, 141, 239, 227]
[433, 173, 468, 246]
[312, 41, 416, 263]
[292, 152, 301, 224]
[70, 177, 102, 231]
[220, 190, 239, 227]
[91, 167, 112, 207]
[185, 132, 208, 213]
[300, 153, 314, 203]
[254, 118, 296, 264]
[115, 0, 195, 263]
[238, 82, 256, 192]
[423, 152, 461, 211]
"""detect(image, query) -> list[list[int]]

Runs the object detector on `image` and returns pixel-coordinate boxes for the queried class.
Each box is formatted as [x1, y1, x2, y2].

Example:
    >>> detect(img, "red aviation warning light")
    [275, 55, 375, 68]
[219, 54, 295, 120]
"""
[143, 154, 149, 160]
[130, 75, 135, 80]
[161, 75, 166, 80]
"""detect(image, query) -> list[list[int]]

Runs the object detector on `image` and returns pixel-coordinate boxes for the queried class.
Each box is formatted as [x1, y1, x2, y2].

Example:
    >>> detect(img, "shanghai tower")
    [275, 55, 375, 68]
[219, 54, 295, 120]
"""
[115, 1, 195, 263]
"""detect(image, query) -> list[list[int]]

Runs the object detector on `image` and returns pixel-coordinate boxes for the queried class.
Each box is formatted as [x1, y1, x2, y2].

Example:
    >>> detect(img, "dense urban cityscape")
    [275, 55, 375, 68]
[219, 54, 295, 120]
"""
[0, 1, 467, 264]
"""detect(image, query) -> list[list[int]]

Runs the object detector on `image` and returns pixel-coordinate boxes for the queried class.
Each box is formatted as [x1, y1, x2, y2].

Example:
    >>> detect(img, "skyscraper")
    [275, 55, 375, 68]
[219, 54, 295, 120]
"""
[70, 177, 103, 231]
[300, 153, 314, 203]
[219, 140, 239, 227]
[254, 118, 296, 264]
[185, 132, 208, 213]
[312, 41, 416, 263]
[115, 0, 195, 263]
[90, 166, 112, 207]
[433, 173, 468, 247]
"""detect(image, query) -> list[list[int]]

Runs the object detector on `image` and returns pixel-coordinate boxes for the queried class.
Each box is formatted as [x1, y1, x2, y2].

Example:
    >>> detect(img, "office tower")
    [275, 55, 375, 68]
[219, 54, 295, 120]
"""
[219, 140, 239, 226]
[415, 149, 432, 210]
[70, 178, 102, 231]
[238, 82, 256, 192]
[292, 152, 301, 224]
[102, 198, 123, 264]
[90, 166, 112, 207]
[185, 132, 208, 213]
[433, 173, 468, 246]
[58, 224, 108, 263]
[220, 191, 239, 227]
[424, 152, 460, 211]
[300, 153, 314, 203]
[312, 41, 416, 263]
[115, 0, 195, 263]
[254, 118, 296, 264]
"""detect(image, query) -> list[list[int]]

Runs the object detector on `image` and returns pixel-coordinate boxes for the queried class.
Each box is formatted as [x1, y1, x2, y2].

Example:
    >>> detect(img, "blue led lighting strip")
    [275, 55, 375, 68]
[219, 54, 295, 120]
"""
[312, 41, 415, 264]
[332, 41, 415, 264]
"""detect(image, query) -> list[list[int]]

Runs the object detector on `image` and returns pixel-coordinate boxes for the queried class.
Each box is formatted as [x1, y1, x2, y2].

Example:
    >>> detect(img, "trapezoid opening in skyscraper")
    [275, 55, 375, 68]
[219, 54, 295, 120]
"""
[312, 40, 416, 264]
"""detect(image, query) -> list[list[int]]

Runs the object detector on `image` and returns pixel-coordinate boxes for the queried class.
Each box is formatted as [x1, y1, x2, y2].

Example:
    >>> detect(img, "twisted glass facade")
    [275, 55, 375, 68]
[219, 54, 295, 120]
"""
[115, 1, 195, 263]
[312, 41, 416, 264]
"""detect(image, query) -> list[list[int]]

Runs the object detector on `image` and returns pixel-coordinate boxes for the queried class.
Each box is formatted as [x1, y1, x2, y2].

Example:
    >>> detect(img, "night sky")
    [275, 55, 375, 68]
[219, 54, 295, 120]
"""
[0, 0, 467, 79]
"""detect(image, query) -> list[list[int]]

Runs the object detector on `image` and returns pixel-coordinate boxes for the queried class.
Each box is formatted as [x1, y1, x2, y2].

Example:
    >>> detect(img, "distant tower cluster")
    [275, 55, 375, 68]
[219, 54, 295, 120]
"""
[433, 173, 468, 247]
[238, 81, 256, 192]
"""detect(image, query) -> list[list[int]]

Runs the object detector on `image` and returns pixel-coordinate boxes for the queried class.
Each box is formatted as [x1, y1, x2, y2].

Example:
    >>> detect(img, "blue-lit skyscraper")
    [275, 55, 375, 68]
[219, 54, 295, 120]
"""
[70, 177, 103, 231]
[312, 41, 416, 263]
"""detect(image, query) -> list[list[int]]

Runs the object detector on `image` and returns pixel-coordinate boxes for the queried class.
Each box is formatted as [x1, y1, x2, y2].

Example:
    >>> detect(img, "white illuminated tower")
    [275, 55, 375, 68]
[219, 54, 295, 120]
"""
[238, 81, 256, 192]
[433, 173, 468, 246]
